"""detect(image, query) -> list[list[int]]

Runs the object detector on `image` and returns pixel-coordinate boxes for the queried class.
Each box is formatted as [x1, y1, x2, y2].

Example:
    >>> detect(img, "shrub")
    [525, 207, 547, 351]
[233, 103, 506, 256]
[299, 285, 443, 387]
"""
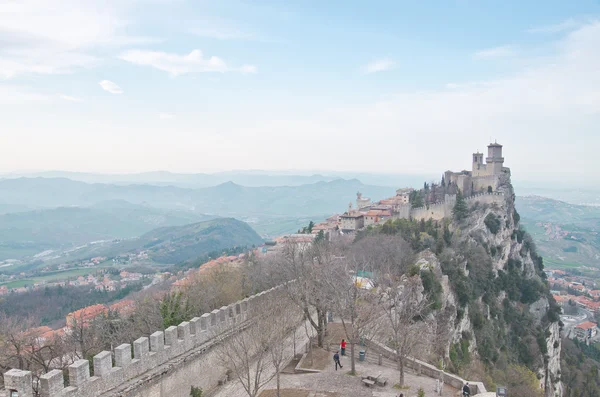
[190, 386, 203, 397]
[417, 387, 425, 397]
[484, 213, 501, 234]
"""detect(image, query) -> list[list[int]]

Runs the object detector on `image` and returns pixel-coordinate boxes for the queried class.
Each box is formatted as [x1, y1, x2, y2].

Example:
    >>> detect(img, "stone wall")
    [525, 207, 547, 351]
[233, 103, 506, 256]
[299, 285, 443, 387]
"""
[472, 175, 499, 192]
[366, 339, 487, 395]
[1, 287, 282, 397]
[390, 192, 504, 223]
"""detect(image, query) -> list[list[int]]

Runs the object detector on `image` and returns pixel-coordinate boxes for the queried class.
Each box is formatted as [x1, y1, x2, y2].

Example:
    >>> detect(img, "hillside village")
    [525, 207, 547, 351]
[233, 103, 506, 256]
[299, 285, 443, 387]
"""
[4, 142, 597, 349]
[1, 141, 594, 397]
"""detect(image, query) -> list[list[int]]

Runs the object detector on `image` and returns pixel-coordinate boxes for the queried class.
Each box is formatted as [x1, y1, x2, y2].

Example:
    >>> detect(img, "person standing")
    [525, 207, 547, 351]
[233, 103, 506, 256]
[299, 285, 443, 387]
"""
[340, 339, 347, 356]
[333, 351, 343, 370]
[462, 382, 471, 396]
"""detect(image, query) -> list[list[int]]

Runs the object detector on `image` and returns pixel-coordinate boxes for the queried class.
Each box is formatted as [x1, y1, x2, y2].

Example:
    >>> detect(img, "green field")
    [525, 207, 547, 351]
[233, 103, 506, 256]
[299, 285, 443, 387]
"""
[543, 258, 584, 269]
[0, 266, 112, 289]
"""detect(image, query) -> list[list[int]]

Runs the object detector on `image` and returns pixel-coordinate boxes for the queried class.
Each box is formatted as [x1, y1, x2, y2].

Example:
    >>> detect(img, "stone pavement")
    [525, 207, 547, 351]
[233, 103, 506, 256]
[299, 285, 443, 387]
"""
[211, 317, 459, 397]
[258, 352, 459, 397]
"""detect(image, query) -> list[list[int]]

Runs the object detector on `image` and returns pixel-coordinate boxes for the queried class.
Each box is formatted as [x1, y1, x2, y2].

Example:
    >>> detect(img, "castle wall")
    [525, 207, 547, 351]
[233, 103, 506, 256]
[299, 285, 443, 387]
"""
[472, 162, 488, 177]
[410, 202, 449, 222]
[472, 175, 499, 192]
[391, 192, 504, 222]
[464, 192, 504, 206]
[1, 287, 291, 397]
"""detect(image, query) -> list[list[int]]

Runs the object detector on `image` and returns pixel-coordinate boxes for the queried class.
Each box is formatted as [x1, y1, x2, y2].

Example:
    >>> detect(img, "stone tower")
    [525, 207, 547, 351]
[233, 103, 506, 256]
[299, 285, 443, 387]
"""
[472, 151, 485, 176]
[486, 142, 504, 175]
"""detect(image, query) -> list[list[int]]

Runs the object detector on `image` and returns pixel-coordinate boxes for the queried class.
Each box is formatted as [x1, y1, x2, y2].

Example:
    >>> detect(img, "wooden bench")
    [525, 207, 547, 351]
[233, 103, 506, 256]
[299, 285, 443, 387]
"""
[362, 378, 376, 387]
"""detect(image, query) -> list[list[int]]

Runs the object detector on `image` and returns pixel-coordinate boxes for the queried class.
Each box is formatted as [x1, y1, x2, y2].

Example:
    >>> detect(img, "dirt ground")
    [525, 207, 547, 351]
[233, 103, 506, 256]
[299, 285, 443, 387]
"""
[324, 323, 347, 350]
[300, 348, 332, 370]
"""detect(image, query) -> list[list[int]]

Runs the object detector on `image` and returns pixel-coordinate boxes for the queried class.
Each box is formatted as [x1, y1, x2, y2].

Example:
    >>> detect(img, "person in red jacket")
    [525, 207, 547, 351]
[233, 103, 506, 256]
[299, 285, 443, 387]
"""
[340, 339, 347, 356]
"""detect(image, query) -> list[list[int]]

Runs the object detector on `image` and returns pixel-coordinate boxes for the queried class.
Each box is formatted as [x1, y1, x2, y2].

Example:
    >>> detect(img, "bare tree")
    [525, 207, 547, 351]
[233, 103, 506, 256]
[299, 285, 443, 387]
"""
[275, 242, 329, 348]
[318, 240, 382, 374]
[266, 297, 303, 397]
[379, 275, 430, 387]
[216, 313, 276, 397]
[65, 311, 104, 361]
[0, 315, 68, 390]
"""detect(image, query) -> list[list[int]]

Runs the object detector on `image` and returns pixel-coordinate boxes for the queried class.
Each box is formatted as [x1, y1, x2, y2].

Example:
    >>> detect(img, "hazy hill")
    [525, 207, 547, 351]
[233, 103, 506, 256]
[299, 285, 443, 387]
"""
[0, 171, 338, 188]
[516, 196, 600, 267]
[135, 218, 263, 264]
[0, 177, 395, 217]
[0, 202, 210, 260]
[1, 170, 432, 188]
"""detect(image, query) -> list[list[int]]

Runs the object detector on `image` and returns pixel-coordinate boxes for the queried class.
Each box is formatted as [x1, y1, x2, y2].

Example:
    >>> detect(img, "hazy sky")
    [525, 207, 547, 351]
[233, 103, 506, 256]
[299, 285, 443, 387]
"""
[1, 0, 599, 184]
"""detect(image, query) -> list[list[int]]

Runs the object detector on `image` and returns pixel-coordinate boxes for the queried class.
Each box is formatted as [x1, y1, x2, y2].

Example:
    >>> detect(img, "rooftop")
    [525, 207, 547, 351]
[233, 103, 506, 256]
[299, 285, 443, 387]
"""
[575, 321, 597, 330]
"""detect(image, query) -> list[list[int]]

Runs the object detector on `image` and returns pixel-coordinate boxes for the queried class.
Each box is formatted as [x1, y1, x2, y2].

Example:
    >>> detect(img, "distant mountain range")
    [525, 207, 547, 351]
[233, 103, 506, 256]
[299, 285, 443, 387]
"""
[0, 177, 395, 217]
[0, 177, 396, 261]
[516, 196, 600, 268]
[0, 201, 211, 260]
[0, 170, 433, 189]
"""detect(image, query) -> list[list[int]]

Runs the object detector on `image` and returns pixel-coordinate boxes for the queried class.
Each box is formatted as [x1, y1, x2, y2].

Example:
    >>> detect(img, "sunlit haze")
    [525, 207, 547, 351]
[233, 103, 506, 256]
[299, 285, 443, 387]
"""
[1, 0, 600, 185]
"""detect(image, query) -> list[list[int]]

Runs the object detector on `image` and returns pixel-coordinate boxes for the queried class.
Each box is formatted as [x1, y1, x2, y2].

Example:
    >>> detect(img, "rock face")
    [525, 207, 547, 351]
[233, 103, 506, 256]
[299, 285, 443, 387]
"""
[415, 172, 562, 396]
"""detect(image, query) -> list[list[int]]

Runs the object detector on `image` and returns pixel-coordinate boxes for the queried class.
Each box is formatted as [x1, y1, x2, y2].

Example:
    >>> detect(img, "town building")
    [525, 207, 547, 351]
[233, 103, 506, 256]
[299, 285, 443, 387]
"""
[395, 187, 414, 203]
[364, 209, 392, 226]
[356, 192, 371, 209]
[574, 321, 598, 340]
[340, 212, 365, 231]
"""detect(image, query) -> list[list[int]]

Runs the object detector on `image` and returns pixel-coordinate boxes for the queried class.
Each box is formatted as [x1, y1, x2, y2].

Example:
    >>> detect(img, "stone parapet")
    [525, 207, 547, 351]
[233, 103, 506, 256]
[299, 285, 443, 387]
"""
[365, 339, 487, 395]
[0, 285, 283, 397]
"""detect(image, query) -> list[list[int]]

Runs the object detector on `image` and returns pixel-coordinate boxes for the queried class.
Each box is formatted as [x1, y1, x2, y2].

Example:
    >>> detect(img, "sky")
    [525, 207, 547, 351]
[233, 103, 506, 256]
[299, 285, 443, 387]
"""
[1, 0, 600, 184]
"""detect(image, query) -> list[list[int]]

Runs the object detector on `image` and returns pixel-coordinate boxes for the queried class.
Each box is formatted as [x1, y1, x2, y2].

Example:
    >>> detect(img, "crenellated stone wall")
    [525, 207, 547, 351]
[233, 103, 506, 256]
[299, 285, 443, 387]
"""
[1, 286, 282, 397]
[390, 192, 505, 222]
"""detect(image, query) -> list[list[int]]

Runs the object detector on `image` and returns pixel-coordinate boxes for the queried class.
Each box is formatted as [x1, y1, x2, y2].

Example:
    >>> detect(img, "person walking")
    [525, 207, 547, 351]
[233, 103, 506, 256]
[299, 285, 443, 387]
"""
[462, 382, 471, 396]
[333, 351, 343, 370]
[340, 339, 347, 356]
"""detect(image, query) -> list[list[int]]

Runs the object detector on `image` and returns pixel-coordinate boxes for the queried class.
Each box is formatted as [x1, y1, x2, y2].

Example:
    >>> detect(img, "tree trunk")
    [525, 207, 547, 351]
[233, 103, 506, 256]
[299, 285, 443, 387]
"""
[350, 341, 356, 374]
[399, 356, 405, 387]
[276, 370, 281, 397]
[316, 309, 326, 347]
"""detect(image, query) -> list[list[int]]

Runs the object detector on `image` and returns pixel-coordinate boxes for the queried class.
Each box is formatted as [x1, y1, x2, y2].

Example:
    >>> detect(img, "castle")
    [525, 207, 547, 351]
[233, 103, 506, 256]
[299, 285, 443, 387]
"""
[444, 142, 510, 197]
[336, 142, 509, 232]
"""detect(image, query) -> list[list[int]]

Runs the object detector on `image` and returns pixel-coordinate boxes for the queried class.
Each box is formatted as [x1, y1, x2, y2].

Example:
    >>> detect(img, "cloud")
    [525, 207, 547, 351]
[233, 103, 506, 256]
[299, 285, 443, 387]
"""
[240, 65, 258, 74]
[218, 21, 600, 182]
[59, 94, 83, 102]
[0, 84, 52, 104]
[98, 80, 124, 94]
[119, 49, 256, 76]
[473, 45, 516, 59]
[0, 0, 158, 78]
[528, 18, 582, 34]
[159, 112, 175, 120]
[363, 58, 396, 74]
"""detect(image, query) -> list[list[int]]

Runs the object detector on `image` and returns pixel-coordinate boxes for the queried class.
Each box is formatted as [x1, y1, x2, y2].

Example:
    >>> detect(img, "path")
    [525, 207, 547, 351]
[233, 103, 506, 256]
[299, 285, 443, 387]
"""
[260, 350, 458, 397]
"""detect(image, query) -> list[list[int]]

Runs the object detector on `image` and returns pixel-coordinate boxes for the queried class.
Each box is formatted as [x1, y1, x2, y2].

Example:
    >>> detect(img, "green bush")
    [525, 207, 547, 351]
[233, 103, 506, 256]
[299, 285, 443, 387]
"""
[190, 386, 203, 397]
[420, 269, 443, 310]
[484, 213, 501, 234]
[417, 387, 425, 397]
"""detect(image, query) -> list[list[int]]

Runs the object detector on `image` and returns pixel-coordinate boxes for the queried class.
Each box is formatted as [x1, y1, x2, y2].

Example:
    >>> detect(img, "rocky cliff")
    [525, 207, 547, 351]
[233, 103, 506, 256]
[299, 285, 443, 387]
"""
[409, 173, 562, 396]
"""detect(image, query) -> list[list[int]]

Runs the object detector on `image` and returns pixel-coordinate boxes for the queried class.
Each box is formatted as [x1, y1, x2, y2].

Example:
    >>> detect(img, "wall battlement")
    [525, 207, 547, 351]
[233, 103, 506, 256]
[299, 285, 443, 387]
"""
[1, 286, 280, 397]
[390, 192, 505, 222]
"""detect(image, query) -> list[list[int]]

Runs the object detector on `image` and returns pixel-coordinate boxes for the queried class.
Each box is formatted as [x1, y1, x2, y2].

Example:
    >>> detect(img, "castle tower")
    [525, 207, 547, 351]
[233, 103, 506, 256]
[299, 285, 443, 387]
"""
[486, 142, 504, 175]
[472, 151, 485, 176]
